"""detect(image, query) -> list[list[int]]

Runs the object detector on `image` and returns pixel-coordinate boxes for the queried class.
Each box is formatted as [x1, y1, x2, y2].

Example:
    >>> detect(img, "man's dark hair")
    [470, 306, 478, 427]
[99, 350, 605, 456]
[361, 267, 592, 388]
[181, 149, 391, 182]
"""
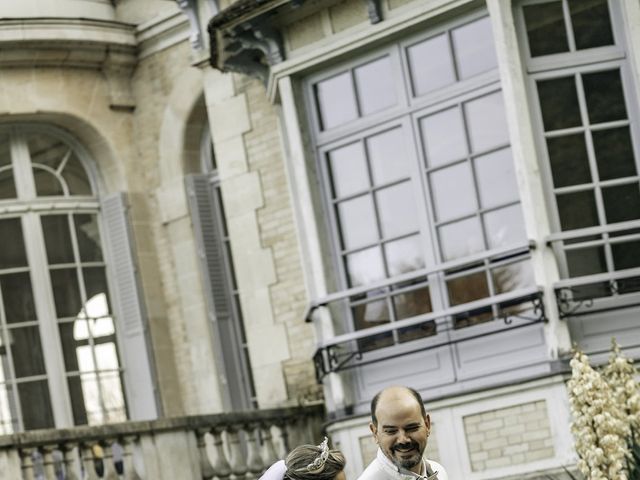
[370, 386, 427, 425]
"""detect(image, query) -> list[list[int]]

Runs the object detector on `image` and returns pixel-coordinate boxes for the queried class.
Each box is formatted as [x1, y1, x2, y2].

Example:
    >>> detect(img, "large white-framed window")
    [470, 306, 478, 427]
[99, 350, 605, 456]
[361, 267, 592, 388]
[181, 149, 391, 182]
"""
[0, 125, 130, 432]
[518, 0, 640, 299]
[305, 11, 535, 354]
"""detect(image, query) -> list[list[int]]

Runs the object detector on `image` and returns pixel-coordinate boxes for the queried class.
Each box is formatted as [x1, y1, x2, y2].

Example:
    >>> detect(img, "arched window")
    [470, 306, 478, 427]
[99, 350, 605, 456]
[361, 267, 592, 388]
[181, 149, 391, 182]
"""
[0, 126, 129, 431]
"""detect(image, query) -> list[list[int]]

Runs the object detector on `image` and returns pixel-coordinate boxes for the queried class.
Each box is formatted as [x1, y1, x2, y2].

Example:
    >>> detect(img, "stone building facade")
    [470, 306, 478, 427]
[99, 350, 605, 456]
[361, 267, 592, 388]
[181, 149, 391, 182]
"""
[1, 0, 639, 479]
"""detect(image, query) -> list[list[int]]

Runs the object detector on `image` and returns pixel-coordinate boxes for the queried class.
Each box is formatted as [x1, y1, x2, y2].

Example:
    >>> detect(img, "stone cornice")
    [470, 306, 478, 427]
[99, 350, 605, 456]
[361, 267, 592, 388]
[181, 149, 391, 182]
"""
[0, 18, 136, 68]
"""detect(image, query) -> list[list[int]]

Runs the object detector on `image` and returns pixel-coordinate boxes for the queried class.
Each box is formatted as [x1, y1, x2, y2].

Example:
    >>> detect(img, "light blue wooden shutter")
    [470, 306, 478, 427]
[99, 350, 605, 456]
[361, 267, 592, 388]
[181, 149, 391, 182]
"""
[185, 174, 252, 410]
[101, 192, 160, 420]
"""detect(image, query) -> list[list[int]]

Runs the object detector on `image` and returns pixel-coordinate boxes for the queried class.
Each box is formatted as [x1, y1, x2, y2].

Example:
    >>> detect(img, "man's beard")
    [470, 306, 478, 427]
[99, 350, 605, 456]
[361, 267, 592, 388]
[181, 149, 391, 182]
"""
[390, 442, 422, 470]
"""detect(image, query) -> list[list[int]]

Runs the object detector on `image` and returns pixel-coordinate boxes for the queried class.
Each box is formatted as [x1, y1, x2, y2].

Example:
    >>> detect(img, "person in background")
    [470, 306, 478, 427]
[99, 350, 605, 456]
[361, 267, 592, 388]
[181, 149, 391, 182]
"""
[358, 386, 448, 480]
[260, 437, 346, 480]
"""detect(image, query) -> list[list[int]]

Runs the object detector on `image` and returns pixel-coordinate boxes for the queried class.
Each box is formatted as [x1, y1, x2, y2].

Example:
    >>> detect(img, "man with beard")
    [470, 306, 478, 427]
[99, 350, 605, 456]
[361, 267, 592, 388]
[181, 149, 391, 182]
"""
[357, 386, 448, 480]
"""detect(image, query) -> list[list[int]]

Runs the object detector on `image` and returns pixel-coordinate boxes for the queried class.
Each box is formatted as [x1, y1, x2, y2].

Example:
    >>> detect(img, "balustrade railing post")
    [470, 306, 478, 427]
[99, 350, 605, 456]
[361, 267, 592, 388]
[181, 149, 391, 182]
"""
[275, 420, 290, 459]
[210, 428, 232, 480]
[244, 423, 264, 480]
[121, 435, 142, 480]
[260, 423, 279, 466]
[102, 439, 120, 480]
[196, 429, 215, 480]
[81, 443, 101, 480]
[62, 442, 80, 480]
[19, 448, 36, 480]
[227, 426, 248, 480]
[41, 445, 57, 480]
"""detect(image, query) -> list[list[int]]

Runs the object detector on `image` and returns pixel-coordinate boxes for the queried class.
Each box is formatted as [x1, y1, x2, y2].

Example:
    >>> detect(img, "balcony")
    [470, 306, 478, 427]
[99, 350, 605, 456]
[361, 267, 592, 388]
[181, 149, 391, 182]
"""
[0, 404, 324, 479]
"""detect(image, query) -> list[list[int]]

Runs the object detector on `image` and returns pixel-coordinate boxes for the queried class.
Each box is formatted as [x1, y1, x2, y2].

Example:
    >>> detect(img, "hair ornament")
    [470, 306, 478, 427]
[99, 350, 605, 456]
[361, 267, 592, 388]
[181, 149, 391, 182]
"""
[305, 437, 330, 473]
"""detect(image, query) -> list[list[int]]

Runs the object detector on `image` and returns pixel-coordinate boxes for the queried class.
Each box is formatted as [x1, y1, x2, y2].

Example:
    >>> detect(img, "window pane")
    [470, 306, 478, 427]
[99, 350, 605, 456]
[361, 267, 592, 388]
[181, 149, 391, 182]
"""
[59, 322, 80, 372]
[18, 380, 54, 430]
[0, 384, 17, 434]
[557, 190, 599, 230]
[384, 235, 425, 277]
[41, 215, 74, 264]
[430, 163, 477, 222]
[439, 217, 484, 260]
[74, 214, 103, 262]
[0, 168, 16, 200]
[68, 376, 88, 425]
[346, 247, 385, 287]
[393, 284, 432, 320]
[592, 127, 637, 181]
[50, 268, 81, 318]
[368, 128, 410, 185]
[376, 182, 419, 238]
[569, 0, 613, 50]
[407, 34, 456, 96]
[612, 241, 640, 270]
[537, 77, 581, 131]
[523, 1, 569, 57]
[315, 72, 358, 130]
[483, 204, 527, 249]
[83, 268, 111, 314]
[583, 70, 627, 125]
[337, 196, 378, 250]
[0, 273, 37, 324]
[421, 107, 468, 167]
[448, 271, 492, 328]
[547, 133, 591, 187]
[602, 183, 640, 224]
[95, 342, 120, 371]
[475, 148, 519, 208]
[354, 56, 397, 116]
[33, 168, 64, 197]
[0, 136, 9, 168]
[353, 299, 393, 352]
[328, 142, 369, 198]
[98, 371, 126, 423]
[11, 327, 47, 377]
[465, 92, 509, 153]
[492, 260, 534, 294]
[0, 219, 27, 269]
[398, 319, 436, 344]
[566, 246, 606, 276]
[61, 153, 92, 196]
[27, 133, 68, 169]
[452, 16, 497, 79]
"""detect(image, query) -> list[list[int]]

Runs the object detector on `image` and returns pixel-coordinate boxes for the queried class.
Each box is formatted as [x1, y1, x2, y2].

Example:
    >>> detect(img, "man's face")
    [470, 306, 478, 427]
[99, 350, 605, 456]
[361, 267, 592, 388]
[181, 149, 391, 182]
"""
[369, 393, 430, 474]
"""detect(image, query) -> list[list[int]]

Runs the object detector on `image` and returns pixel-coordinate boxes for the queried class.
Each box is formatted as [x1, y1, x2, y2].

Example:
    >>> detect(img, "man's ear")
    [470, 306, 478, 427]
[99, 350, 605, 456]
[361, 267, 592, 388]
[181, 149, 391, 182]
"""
[424, 414, 431, 433]
[369, 421, 378, 438]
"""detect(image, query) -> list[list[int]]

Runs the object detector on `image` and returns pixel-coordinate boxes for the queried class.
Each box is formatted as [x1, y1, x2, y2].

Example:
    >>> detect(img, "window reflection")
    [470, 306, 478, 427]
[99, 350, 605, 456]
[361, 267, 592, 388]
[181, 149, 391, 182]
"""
[70, 293, 126, 425]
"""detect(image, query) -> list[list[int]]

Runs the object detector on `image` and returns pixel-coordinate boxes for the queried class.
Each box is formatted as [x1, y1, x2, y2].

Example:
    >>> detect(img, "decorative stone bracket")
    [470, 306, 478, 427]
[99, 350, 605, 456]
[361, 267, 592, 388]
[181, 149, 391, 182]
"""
[102, 49, 137, 111]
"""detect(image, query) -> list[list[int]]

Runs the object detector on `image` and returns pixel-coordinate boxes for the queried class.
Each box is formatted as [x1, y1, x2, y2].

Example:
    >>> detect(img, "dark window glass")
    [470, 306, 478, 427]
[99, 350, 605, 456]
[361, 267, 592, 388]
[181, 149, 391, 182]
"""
[524, 1, 569, 57]
[33, 168, 64, 197]
[557, 190, 599, 230]
[0, 219, 27, 269]
[612, 241, 640, 270]
[537, 77, 581, 131]
[59, 322, 80, 372]
[602, 184, 640, 224]
[393, 285, 432, 320]
[19, 380, 54, 430]
[448, 271, 493, 327]
[0, 168, 16, 200]
[592, 127, 637, 181]
[11, 327, 47, 377]
[582, 70, 627, 124]
[50, 268, 81, 318]
[41, 215, 74, 265]
[74, 215, 103, 262]
[67, 376, 89, 425]
[569, 0, 614, 50]
[83, 267, 111, 311]
[61, 153, 92, 196]
[0, 273, 37, 324]
[547, 134, 591, 187]
[566, 246, 606, 276]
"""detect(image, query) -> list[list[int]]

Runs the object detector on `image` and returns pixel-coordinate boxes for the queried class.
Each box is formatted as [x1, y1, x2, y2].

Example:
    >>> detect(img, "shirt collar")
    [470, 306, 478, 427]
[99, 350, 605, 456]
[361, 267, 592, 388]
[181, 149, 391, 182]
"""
[375, 449, 439, 480]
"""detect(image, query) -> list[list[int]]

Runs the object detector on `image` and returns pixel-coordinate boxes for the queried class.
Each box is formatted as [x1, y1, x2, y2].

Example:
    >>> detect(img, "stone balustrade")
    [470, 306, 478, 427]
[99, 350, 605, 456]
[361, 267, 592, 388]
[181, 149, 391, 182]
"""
[0, 404, 324, 480]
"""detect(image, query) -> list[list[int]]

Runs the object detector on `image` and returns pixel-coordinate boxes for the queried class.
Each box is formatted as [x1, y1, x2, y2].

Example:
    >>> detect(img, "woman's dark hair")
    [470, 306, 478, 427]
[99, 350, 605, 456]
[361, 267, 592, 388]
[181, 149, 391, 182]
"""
[284, 442, 345, 480]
